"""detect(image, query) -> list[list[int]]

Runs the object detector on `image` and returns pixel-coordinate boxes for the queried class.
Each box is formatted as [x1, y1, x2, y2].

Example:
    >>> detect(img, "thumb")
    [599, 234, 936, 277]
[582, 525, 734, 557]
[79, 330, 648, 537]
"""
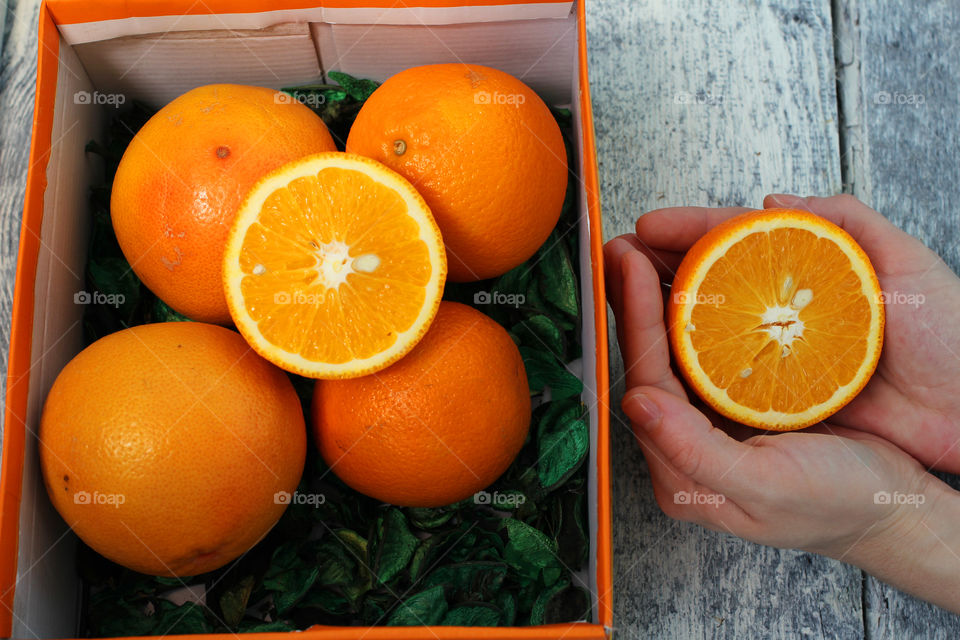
[622, 386, 761, 496]
[762, 193, 911, 267]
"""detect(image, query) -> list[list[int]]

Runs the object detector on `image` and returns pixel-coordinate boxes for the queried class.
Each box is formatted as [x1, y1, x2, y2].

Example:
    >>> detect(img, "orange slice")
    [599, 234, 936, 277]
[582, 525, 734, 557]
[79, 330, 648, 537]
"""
[667, 208, 884, 430]
[223, 152, 446, 379]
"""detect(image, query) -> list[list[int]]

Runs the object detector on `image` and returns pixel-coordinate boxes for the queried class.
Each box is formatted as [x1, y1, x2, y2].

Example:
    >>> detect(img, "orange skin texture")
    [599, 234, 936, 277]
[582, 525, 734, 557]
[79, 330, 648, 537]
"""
[313, 302, 531, 507]
[111, 84, 337, 324]
[667, 208, 884, 430]
[39, 322, 306, 576]
[346, 64, 568, 282]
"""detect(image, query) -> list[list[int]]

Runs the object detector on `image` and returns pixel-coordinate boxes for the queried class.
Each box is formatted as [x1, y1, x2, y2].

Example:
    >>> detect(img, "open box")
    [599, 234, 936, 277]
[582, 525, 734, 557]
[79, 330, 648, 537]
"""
[1, 0, 610, 637]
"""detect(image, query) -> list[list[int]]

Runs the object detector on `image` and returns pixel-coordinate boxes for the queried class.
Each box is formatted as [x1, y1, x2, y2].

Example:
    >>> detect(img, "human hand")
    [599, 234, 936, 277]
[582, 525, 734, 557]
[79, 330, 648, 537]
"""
[604, 201, 938, 558]
[619, 193, 960, 474]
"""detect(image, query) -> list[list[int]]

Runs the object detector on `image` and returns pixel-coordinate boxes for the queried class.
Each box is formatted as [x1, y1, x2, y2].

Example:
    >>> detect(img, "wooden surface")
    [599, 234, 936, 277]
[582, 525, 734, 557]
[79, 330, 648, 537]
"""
[1, 0, 959, 638]
[838, 2, 960, 639]
[587, 0, 960, 638]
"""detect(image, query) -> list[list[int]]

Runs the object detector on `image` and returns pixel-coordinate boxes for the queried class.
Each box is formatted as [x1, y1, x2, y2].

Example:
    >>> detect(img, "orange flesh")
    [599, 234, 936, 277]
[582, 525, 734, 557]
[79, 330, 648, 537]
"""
[689, 227, 872, 414]
[236, 167, 434, 364]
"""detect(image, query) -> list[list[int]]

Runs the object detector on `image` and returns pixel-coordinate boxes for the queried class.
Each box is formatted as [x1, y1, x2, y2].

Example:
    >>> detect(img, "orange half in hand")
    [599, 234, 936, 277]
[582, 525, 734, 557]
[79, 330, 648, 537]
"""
[667, 208, 884, 430]
[223, 152, 446, 379]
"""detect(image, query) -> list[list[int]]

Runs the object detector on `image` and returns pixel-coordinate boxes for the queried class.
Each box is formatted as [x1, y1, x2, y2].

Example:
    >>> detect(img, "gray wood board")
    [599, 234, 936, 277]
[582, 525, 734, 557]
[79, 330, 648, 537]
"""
[837, 0, 960, 637]
[0, 0, 42, 440]
[587, 0, 863, 638]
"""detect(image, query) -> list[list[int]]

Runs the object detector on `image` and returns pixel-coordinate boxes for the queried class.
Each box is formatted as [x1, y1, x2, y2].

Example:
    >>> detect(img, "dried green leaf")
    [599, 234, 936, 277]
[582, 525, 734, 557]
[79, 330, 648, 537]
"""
[520, 347, 583, 401]
[406, 506, 454, 530]
[218, 575, 255, 627]
[263, 564, 320, 614]
[328, 71, 380, 101]
[441, 603, 501, 626]
[238, 620, 298, 632]
[152, 601, 212, 635]
[374, 508, 418, 584]
[537, 234, 579, 317]
[497, 591, 517, 626]
[387, 585, 448, 626]
[423, 561, 508, 603]
[513, 314, 565, 358]
[502, 518, 560, 581]
[537, 405, 589, 489]
[530, 582, 590, 624]
[151, 298, 191, 323]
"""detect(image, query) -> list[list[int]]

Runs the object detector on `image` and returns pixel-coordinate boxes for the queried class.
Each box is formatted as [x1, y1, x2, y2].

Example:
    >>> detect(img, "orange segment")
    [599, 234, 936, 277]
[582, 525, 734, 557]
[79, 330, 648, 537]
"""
[667, 208, 884, 430]
[223, 152, 446, 378]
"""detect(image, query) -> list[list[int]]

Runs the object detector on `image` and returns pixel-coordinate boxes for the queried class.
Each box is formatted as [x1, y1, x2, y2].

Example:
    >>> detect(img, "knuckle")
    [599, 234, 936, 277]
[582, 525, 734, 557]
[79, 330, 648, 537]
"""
[834, 193, 861, 207]
[668, 445, 704, 479]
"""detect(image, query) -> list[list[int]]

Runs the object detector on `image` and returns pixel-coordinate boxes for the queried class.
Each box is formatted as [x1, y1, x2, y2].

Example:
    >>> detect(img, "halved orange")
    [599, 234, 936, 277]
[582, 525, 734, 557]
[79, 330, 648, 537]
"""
[667, 208, 884, 430]
[223, 152, 446, 379]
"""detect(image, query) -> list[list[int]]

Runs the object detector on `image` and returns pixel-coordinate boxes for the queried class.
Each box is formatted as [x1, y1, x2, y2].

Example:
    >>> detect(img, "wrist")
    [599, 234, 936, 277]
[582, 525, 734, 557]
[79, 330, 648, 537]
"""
[839, 473, 939, 565]
[833, 475, 960, 614]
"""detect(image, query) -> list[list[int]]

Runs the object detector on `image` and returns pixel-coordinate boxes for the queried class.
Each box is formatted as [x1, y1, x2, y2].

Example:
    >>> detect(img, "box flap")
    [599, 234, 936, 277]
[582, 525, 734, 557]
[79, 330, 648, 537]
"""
[49, 1, 573, 45]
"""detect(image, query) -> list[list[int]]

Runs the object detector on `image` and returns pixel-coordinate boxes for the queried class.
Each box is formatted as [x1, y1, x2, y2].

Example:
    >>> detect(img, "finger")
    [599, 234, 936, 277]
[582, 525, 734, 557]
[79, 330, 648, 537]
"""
[638, 432, 757, 532]
[623, 385, 762, 497]
[603, 235, 640, 325]
[604, 233, 680, 294]
[763, 193, 911, 269]
[635, 206, 753, 252]
[620, 250, 686, 396]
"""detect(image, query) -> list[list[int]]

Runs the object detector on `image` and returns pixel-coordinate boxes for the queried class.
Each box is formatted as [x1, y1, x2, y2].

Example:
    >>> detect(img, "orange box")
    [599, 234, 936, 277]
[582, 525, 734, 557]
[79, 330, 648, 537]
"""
[1, 1, 610, 638]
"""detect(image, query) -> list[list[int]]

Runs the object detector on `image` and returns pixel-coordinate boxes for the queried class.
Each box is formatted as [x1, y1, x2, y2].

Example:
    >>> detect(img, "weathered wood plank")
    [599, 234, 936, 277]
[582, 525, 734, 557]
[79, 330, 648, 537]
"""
[1, 2, 8, 61]
[0, 0, 42, 438]
[586, 0, 865, 637]
[837, 0, 960, 637]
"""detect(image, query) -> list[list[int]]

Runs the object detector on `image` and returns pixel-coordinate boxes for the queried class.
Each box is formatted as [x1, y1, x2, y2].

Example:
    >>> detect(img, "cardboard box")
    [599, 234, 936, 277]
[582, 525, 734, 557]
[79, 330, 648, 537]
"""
[1, 1, 610, 637]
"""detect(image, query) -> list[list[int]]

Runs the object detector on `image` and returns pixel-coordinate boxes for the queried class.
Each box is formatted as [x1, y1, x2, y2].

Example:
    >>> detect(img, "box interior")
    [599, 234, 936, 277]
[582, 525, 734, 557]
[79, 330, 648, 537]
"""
[14, 5, 599, 637]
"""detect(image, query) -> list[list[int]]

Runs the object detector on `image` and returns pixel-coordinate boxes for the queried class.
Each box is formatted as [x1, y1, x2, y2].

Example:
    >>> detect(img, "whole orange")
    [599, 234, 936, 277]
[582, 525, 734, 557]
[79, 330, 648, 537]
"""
[39, 322, 306, 577]
[345, 64, 568, 281]
[111, 84, 337, 324]
[313, 302, 530, 507]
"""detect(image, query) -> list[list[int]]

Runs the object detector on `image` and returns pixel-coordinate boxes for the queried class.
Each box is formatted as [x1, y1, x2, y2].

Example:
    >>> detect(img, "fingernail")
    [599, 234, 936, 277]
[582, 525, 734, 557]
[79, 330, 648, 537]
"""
[623, 392, 661, 430]
[767, 193, 790, 206]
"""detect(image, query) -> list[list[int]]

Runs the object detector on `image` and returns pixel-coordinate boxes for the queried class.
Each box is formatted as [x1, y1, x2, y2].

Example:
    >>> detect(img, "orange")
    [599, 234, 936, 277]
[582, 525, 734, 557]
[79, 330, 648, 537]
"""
[667, 208, 884, 430]
[223, 152, 446, 379]
[111, 84, 337, 324]
[345, 63, 568, 281]
[313, 302, 530, 507]
[39, 322, 306, 576]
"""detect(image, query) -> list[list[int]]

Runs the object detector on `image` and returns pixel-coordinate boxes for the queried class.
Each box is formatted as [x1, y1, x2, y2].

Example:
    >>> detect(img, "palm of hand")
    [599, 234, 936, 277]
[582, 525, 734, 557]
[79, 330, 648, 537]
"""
[833, 233, 960, 473]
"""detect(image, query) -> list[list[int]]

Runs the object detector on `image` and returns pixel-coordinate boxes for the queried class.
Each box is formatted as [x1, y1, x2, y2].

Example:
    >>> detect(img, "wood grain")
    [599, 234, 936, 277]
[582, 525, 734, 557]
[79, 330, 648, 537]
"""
[837, 0, 960, 637]
[586, 1, 864, 638]
[0, 0, 42, 438]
